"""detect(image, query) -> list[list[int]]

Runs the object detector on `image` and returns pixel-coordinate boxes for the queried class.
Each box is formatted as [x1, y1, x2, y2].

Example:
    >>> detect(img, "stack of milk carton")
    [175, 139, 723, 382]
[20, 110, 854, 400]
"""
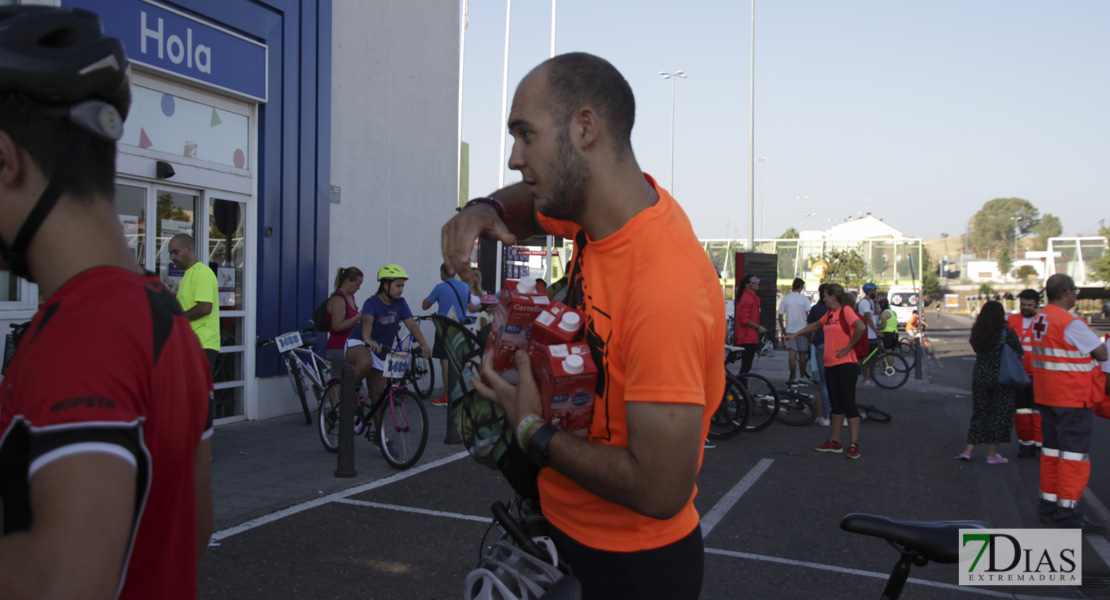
[484, 279, 597, 436]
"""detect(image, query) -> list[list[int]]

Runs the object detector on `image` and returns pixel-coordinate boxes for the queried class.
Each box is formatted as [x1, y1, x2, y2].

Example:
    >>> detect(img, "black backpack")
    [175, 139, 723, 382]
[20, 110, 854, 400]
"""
[313, 293, 341, 332]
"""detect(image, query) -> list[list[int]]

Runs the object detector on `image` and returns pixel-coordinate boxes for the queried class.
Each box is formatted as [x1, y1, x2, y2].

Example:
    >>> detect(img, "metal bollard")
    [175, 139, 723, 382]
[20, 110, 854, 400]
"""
[335, 365, 357, 478]
[443, 360, 462, 445]
[913, 339, 923, 381]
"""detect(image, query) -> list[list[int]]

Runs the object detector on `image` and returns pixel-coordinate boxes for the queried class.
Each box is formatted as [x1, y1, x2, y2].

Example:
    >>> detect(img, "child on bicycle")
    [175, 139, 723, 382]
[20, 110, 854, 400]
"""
[345, 265, 432, 439]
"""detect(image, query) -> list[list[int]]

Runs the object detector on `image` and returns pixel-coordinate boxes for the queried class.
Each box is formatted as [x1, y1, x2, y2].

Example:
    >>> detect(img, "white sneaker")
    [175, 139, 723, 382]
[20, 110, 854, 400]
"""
[817, 417, 831, 426]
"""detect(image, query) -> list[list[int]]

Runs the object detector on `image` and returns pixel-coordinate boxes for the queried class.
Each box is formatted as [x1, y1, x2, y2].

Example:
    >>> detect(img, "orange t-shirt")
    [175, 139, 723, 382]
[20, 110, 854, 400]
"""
[820, 307, 861, 367]
[536, 173, 726, 552]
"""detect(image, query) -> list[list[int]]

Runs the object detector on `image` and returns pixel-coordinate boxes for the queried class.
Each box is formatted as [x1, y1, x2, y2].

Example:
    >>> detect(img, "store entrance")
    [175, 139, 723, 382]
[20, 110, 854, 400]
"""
[115, 180, 250, 421]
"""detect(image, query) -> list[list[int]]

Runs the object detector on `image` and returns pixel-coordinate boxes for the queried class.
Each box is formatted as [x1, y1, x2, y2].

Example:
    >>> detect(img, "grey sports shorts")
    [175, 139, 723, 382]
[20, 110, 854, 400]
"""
[786, 335, 809, 352]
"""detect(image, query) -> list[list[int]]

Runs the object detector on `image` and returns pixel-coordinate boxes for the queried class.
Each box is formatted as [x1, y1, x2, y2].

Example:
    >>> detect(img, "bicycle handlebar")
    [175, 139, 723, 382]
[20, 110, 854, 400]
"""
[490, 501, 550, 563]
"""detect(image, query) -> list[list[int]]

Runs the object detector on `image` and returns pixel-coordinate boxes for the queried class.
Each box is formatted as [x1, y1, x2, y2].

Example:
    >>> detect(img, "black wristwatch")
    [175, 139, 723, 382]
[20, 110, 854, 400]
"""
[526, 423, 558, 468]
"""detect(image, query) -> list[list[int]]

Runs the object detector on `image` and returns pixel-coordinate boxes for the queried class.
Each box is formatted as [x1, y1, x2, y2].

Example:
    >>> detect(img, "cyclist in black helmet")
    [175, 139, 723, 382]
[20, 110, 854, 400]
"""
[0, 8, 213, 599]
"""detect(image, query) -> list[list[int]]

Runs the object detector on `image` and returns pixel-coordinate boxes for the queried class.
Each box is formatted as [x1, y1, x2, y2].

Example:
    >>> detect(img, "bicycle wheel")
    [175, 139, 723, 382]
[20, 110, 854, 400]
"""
[378, 389, 428, 469]
[708, 375, 752, 440]
[858, 404, 892, 423]
[777, 389, 818, 426]
[318, 380, 342, 453]
[896, 340, 916, 371]
[287, 356, 312, 424]
[870, 352, 909, 390]
[409, 352, 435, 399]
[738, 372, 781, 432]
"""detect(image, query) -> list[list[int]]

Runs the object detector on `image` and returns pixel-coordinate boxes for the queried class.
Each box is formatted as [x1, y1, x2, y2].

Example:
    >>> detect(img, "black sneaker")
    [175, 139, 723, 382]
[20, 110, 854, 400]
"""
[1018, 445, 1039, 458]
[704, 438, 717, 450]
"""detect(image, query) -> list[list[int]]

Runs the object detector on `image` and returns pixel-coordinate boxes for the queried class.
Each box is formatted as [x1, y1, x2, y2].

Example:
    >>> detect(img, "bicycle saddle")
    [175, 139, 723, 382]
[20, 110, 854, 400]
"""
[840, 513, 987, 564]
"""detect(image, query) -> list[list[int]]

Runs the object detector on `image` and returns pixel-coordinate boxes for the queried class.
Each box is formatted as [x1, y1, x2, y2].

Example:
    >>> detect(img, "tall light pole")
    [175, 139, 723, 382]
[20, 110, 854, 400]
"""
[659, 70, 687, 194]
[754, 157, 767, 239]
[747, 0, 756, 251]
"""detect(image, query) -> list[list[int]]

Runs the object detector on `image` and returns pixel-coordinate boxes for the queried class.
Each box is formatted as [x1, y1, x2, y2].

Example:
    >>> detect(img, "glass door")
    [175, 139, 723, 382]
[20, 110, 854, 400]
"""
[113, 180, 248, 420]
[208, 195, 248, 419]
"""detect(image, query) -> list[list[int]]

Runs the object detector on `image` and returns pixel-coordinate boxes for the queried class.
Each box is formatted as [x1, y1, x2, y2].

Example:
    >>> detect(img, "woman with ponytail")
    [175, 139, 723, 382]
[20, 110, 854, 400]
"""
[326, 267, 364, 367]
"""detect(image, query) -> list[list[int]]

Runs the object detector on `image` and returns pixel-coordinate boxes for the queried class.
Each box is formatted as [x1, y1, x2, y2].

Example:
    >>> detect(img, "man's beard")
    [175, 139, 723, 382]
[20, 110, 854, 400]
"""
[537, 126, 590, 222]
[1021, 309, 1037, 318]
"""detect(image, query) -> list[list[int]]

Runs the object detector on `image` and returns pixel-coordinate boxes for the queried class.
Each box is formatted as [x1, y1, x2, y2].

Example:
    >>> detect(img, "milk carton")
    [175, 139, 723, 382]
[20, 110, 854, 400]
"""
[531, 342, 596, 436]
[484, 282, 550, 383]
[529, 302, 584, 346]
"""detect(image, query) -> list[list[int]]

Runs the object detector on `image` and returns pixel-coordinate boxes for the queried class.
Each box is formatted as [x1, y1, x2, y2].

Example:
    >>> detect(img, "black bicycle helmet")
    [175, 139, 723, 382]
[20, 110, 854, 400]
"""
[0, 7, 131, 282]
[0, 6, 130, 123]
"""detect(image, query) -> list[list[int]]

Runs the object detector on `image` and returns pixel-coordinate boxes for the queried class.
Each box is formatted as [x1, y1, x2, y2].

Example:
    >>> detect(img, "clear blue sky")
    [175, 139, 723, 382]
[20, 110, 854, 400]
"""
[459, 0, 1109, 243]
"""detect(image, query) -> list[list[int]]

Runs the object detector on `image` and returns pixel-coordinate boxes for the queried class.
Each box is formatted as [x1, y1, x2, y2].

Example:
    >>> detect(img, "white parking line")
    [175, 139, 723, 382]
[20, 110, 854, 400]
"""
[334, 498, 490, 523]
[211, 450, 470, 542]
[701, 458, 773, 538]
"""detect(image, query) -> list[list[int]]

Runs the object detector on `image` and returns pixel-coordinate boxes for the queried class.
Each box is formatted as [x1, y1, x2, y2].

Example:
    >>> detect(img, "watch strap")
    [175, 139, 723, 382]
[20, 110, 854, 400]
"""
[526, 422, 558, 468]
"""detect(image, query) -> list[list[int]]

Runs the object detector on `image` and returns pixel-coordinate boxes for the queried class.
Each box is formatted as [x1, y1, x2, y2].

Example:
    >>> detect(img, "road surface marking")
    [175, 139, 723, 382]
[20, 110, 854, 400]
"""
[701, 458, 773, 538]
[335, 498, 490, 523]
[211, 450, 469, 541]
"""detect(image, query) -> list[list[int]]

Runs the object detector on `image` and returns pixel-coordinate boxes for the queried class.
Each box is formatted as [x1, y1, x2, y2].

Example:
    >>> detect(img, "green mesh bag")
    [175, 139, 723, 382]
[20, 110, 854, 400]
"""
[430, 315, 539, 501]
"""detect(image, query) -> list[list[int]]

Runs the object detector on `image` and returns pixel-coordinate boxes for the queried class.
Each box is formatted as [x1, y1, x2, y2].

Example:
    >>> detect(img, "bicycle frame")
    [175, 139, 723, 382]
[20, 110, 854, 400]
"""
[291, 346, 331, 390]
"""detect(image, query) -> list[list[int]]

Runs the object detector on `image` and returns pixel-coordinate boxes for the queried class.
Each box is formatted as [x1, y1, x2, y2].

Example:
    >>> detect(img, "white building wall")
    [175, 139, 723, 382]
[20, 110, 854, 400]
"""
[329, 0, 459, 331]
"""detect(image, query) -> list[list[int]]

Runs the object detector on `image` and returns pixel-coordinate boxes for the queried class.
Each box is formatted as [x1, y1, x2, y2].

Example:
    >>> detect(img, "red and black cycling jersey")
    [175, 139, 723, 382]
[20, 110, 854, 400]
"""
[0, 267, 212, 599]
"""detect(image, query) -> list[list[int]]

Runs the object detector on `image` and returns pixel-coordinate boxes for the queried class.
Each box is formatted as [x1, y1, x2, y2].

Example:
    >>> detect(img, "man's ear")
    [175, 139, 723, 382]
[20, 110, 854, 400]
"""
[0, 130, 24, 189]
[574, 107, 600, 151]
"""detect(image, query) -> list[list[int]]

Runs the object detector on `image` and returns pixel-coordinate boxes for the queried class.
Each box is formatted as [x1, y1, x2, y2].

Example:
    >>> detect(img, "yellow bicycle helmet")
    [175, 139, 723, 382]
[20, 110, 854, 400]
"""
[377, 264, 409, 281]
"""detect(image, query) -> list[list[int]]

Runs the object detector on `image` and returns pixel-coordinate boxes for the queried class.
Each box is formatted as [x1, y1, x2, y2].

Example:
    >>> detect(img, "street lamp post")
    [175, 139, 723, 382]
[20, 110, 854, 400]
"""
[796, 196, 809, 231]
[659, 70, 687, 195]
[755, 157, 767, 239]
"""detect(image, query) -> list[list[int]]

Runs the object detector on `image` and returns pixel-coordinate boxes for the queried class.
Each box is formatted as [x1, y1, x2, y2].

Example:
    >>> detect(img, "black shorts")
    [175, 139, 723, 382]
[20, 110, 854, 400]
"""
[548, 523, 703, 600]
[432, 329, 448, 360]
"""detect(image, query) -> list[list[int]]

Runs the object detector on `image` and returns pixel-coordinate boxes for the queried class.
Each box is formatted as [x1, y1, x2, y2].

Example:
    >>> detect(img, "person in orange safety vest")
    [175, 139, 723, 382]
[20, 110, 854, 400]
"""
[1007, 289, 1042, 458]
[1031, 275, 1109, 534]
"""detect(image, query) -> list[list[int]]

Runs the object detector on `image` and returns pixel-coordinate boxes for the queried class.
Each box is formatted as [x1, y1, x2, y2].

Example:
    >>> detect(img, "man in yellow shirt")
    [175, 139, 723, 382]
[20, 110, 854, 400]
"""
[169, 233, 221, 373]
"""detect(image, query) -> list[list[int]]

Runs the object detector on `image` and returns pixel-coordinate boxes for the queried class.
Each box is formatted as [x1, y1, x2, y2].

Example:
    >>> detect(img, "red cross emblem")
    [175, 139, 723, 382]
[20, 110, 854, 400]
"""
[1032, 313, 1049, 341]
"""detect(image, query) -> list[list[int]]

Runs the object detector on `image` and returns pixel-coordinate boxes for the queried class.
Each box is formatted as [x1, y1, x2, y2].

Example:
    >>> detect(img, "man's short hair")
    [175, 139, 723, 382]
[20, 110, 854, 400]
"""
[792, 278, 804, 291]
[540, 53, 635, 155]
[1045, 274, 1074, 301]
[1017, 288, 1040, 303]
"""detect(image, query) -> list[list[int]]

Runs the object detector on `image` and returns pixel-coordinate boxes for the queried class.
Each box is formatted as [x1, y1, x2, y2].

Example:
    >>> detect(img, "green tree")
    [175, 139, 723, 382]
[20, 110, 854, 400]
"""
[1092, 226, 1110, 285]
[1031, 213, 1062, 251]
[919, 247, 942, 300]
[1013, 265, 1038, 281]
[778, 227, 799, 239]
[979, 282, 995, 296]
[969, 197, 1039, 257]
[997, 247, 1013, 277]
[871, 247, 891, 279]
[820, 248, 867, 289]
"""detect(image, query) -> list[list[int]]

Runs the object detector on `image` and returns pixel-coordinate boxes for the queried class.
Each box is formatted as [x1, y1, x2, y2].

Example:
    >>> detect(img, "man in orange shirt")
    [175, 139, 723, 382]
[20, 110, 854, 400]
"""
[442, 53, 723, 599]
[1032, 275, 1107, 534]
[1007, 289, 1042, 458]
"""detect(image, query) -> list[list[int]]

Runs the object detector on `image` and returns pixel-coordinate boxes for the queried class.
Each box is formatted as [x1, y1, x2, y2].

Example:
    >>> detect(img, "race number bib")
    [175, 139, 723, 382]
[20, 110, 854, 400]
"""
[385, 351, 409, 378]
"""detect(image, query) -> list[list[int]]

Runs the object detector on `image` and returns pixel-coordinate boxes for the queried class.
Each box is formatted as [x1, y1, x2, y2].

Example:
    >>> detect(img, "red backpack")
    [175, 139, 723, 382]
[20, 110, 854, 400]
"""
[838, 307, 870, 360]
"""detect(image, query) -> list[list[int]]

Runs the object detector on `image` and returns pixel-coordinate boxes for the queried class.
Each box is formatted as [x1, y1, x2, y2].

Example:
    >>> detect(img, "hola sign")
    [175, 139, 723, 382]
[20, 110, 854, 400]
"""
[811, 261, 829, 279]
[63, 0, 268, 103]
